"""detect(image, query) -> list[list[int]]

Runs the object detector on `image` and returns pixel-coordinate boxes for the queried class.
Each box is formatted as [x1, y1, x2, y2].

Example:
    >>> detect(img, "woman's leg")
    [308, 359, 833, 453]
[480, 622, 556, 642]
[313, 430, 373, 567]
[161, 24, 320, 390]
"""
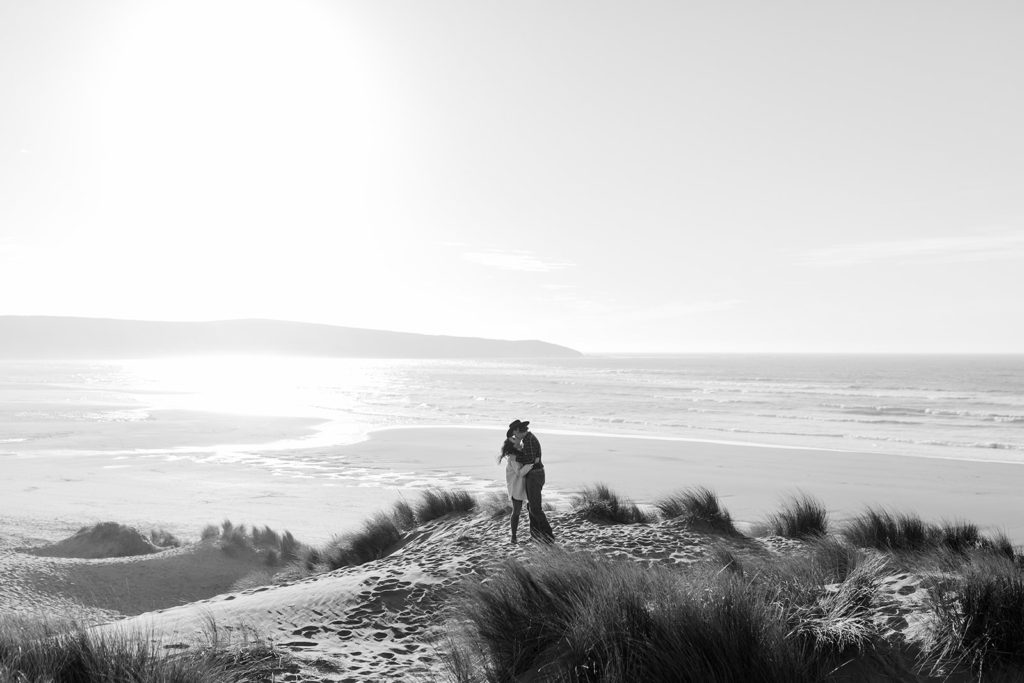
[510, 499, 523, 542]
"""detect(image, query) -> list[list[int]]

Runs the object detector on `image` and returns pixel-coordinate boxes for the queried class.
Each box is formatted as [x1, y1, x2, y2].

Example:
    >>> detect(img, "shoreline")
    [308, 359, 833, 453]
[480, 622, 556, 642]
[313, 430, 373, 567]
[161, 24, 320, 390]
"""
[3, 425, 1024, 546]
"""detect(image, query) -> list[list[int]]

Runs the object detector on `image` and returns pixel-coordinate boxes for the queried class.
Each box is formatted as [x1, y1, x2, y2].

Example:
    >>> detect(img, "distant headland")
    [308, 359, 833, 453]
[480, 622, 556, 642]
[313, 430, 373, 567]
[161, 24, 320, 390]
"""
[0, 316, 583, 359]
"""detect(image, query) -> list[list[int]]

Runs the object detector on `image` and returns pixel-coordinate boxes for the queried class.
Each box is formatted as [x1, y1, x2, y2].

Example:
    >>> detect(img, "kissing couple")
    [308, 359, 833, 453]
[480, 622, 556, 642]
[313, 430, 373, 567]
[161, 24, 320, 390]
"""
[499, 419, 555, 544]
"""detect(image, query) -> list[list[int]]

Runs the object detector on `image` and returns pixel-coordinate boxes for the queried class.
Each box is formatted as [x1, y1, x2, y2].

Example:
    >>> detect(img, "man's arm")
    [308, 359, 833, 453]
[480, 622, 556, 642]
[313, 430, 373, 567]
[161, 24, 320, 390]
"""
[523, 432, 541, 462]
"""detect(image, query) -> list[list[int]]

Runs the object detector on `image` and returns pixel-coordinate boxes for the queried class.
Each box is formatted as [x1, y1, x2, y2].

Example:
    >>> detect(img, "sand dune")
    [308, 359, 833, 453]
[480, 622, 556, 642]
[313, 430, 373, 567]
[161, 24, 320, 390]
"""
[0, 507, 942, 681]
[5, 427, 1024, 679]
[97, 511, 775, 680]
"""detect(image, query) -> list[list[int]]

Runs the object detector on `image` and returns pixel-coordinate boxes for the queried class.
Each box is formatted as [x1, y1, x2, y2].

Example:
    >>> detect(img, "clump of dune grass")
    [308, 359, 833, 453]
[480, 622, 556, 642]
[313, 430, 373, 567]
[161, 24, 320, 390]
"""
[148, 527, 181, 548]
[445, 548, 900, 682]
[924, 553, 1024, 678]
[787, 553, 890, 653]
[656, 486, 738, 535]
[204, 520, 303, 565]
[0, 616, 294, 682]
[301, 489, 479, 572]
[764, 492, 829, 539]
[415, 489, 478, 524]
[842, 508, 936, 552]
[321, 512, 405, 568]
[571, 483, 654, 525]
[391, 498, 417, 530]
[843, 509, 1015, 558]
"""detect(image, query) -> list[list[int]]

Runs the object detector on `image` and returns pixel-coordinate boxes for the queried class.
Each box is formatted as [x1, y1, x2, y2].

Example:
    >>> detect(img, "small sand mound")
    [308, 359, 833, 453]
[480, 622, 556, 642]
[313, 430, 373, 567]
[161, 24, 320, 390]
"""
[31, 522, 160, 559]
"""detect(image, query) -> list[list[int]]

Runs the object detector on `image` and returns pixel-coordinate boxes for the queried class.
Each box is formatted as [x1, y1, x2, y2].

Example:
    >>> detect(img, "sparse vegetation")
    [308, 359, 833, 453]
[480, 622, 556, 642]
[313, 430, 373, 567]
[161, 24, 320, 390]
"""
[842, 508, 1016, 558]
[572, 483, 655, 524]
[765, 492, 829, 539]
[11, 485, 1024, 681]
[204, 520, 304, 565]
[148, 527, 181, 548]
[0, 616, 295, 682]
[300, 488, 481, 573]
[416, 489, 478, 523]
[655, 486, 737, 535]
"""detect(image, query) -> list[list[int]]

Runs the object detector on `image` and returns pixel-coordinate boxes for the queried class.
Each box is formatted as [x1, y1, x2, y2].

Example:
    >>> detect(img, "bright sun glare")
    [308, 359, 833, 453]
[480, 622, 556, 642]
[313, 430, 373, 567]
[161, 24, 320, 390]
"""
[122, 355, 371, 418]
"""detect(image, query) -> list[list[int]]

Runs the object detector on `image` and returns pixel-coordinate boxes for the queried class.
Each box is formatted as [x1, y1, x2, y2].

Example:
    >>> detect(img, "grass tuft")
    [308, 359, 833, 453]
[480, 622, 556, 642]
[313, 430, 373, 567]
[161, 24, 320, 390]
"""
[572, 483, 655, 525]
[0, 616, 295, 682]
[925, 553, 1024, 678]
[765, 492, 829, 539]
[843, 509, 1016, 558]
[656, 486, 738, 535]
[148, 528, 181, 548]
[842, 508, 935, 552]
[204, 520, 304, 565]
[301, 489, 480, 572]
[415, 489, 478, 524]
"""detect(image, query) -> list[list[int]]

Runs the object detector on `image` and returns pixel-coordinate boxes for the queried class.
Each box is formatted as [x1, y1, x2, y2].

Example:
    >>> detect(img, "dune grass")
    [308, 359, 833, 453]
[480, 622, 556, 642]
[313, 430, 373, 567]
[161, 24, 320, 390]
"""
[416, 489, 478, 524]
[764, 492, 829, 539]
[203, 520, 303, 566]
[148, 527, 181, 548]
[655, 486, 738, 535]
[924, 553, 1024, 679]
[302, 488, 480, 572]
[572, 483, 655, 525]
[842, 508, 1016, 557]
[0, 616, 294, 682]
[445, 547, 902, 682]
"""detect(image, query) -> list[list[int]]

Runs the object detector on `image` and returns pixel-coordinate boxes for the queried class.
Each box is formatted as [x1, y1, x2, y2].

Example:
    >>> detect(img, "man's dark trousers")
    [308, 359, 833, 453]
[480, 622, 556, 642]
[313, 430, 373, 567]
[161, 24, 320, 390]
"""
[525, 469, 554, 543]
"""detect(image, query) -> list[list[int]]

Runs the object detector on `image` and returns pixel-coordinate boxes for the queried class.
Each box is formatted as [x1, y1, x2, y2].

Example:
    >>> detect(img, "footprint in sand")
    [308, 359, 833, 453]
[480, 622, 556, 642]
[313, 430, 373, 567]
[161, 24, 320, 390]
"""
[291, 625, 322, 637]
[279, 640, 318, 648]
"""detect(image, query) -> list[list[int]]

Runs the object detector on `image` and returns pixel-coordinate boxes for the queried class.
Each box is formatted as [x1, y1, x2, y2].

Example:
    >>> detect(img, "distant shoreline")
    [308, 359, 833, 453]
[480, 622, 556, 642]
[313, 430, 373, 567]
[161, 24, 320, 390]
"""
[0, 316, 583, 359]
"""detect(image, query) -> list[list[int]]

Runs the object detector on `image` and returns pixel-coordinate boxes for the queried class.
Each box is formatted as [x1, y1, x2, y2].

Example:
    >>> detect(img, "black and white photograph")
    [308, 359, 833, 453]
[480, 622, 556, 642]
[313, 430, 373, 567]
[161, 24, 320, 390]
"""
[2, 1, 1023, 680]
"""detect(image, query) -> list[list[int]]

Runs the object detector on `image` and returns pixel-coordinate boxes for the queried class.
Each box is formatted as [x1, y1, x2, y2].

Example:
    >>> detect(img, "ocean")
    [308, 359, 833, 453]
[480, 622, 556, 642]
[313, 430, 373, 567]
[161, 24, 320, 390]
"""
[2, 354, 1023, 465]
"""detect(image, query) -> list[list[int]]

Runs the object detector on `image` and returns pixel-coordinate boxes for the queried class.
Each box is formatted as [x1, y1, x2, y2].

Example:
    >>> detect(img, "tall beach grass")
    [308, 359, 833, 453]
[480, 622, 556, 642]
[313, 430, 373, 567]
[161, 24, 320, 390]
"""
[655, 486, 738, 535]
[572, 483, 655, 525]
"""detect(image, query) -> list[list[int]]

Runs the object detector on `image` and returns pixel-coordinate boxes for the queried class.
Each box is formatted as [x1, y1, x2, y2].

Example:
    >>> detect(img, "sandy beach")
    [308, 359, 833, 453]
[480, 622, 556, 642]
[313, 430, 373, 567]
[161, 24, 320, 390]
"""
[4, 425, 1024, 680]
[4, 426, 1024, 546]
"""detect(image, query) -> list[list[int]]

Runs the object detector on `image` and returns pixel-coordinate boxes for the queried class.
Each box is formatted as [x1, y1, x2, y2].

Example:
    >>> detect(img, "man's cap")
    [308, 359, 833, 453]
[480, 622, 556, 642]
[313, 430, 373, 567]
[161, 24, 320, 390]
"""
[508, 419, 530, 432]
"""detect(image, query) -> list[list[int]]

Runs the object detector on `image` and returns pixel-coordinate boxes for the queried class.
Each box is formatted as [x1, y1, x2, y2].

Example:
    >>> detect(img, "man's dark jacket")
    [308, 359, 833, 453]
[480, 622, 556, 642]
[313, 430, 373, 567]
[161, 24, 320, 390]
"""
[515, 432, 543, 471]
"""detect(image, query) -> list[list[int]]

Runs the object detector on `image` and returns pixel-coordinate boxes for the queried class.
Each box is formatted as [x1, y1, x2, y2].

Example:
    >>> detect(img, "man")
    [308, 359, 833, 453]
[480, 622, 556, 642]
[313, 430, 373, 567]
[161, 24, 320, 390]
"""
[509, 419, 554, 544]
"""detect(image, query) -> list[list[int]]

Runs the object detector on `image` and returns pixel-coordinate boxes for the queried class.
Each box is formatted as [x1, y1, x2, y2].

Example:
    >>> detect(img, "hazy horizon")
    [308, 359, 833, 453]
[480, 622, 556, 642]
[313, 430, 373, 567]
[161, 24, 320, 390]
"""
[4, 314, 1024, 357]
[3, 2, 1022, 354]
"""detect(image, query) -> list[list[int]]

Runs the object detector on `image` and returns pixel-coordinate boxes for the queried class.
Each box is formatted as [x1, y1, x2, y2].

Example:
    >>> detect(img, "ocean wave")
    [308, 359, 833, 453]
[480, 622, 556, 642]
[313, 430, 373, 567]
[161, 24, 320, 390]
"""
[752, 412, 924, 426]
[819, 403, 1024, 422]
[849, 434, 1024, 452]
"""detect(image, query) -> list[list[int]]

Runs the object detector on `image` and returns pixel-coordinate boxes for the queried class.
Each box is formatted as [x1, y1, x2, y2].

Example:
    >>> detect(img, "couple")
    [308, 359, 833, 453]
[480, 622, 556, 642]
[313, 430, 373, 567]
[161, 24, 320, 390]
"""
[500, 419, 555, 544]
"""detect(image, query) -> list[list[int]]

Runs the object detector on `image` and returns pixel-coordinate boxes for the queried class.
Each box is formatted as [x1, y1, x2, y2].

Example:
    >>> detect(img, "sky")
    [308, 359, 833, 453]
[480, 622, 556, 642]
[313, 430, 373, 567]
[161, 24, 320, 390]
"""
[1, 1, 1022, 353]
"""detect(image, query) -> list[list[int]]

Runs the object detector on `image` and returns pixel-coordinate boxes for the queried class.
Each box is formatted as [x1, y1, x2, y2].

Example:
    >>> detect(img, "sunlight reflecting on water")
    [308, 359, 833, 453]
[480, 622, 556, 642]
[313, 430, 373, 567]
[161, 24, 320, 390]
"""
[119, 355, 379, 419]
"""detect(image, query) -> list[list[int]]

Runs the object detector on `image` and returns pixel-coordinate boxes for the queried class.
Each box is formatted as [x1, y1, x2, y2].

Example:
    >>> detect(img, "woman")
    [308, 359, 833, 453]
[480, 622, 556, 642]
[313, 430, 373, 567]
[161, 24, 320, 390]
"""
[499, 428, 534, 544]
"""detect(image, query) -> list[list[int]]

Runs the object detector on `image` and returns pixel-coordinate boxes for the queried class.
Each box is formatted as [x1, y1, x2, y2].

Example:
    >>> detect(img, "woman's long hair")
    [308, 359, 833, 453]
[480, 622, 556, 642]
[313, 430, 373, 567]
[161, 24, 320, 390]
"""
[499, 428, 517, 463]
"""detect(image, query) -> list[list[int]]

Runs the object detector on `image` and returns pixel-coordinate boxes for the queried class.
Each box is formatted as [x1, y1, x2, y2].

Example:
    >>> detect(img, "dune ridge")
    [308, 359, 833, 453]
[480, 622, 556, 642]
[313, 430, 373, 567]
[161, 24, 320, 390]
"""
[6, 491, 1002, 682]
